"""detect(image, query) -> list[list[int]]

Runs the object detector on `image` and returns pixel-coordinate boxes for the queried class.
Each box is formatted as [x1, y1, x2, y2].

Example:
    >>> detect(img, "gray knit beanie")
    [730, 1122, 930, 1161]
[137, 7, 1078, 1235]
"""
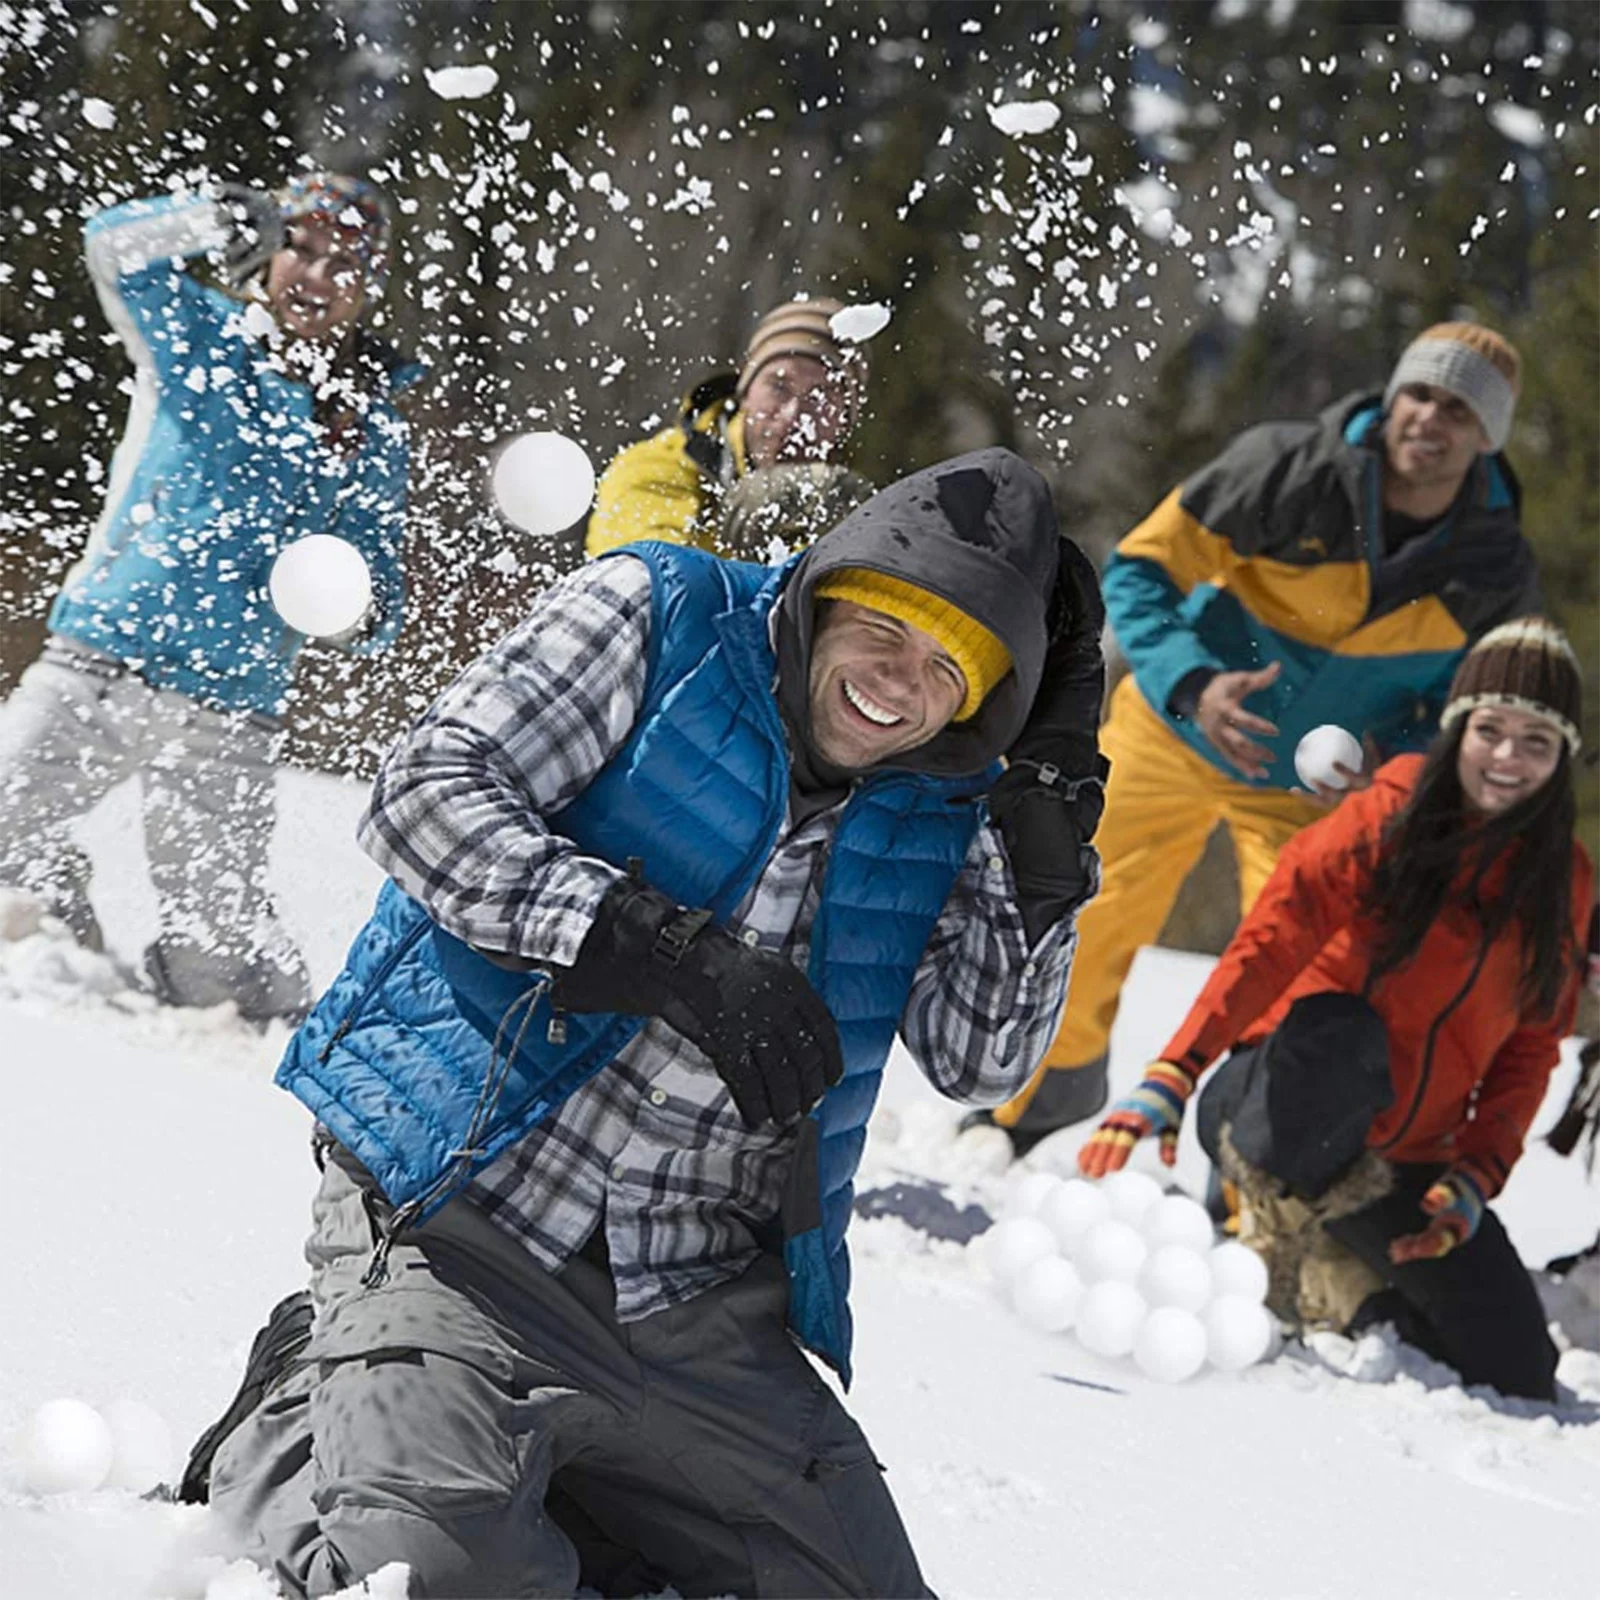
[1383, 322, 1521, 453]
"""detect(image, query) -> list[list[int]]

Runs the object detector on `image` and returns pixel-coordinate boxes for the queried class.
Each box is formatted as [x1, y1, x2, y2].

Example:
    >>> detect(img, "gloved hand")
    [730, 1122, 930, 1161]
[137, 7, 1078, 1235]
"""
[717, 462, 876, 558]
[1388, 1167, 1487, 1263]
[550, 876, 844, 1129]
[1077, 1060, 1201, 1178]
[217, 182, 285, 285]
[990, 536, 1109, 941]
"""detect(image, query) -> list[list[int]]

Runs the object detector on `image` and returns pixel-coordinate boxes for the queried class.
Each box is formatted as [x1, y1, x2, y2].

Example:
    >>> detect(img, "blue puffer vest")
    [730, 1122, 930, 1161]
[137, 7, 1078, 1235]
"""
[278, 543, 988, 1380]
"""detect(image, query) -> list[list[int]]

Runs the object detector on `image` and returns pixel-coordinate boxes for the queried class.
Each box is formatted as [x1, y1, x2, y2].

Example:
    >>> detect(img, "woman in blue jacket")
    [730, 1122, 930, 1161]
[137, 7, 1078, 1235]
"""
[0, 173, 419, 1021]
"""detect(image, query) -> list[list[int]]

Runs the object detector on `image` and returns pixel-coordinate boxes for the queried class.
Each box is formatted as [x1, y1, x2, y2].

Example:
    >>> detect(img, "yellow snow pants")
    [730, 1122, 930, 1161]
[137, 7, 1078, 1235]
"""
[994, 674, 1324, 1127]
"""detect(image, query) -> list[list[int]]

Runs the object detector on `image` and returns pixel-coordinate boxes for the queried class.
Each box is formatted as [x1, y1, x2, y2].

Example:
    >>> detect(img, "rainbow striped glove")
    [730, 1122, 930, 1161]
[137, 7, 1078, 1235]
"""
[1388, 1167, 1488, 1263]
[1078, 1060, 1201, 1179]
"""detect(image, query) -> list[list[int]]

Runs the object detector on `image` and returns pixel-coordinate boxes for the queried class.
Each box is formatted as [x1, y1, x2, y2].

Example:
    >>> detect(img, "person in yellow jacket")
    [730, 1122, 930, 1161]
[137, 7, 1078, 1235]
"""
[971, 322, 1543, 1159]
[585, 297, 872, 560]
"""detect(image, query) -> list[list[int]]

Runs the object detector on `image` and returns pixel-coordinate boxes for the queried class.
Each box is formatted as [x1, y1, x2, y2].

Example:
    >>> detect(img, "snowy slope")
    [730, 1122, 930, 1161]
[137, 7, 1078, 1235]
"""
[2, 768, 1598, 1600]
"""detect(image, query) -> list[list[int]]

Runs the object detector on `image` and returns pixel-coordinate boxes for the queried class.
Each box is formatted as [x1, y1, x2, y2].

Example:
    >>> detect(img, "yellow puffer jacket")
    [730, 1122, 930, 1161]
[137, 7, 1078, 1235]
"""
[585, 376, 748, 557]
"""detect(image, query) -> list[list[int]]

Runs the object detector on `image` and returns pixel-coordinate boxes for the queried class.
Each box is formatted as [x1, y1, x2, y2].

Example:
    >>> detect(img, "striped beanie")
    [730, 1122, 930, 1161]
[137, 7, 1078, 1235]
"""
[278, 172, 392, 287]
[814, 568, 1012, 722]
[737, 297, 868, 401]
[1440, 616, 1582, 754]
[1383, 322, 1521, 452]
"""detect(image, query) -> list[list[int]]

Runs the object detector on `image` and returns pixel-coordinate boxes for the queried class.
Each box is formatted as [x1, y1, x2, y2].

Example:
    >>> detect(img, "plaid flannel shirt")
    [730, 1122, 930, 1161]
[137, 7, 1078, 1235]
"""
[358, 555, 1078, 1320]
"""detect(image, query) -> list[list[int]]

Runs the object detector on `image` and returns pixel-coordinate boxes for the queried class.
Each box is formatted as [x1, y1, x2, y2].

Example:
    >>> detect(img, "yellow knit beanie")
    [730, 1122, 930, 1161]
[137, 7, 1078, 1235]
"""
[814, 568, 1012, 721]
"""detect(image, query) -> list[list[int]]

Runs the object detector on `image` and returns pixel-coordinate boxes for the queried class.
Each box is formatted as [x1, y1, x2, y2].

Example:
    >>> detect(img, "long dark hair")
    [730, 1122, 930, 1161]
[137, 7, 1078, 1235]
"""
[1362, 720, 1577, 1018]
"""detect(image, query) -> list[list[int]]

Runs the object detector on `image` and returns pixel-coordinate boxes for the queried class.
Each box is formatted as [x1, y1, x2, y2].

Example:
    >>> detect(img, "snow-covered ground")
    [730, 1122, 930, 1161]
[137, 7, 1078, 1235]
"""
[2, 767, 1598, 1599]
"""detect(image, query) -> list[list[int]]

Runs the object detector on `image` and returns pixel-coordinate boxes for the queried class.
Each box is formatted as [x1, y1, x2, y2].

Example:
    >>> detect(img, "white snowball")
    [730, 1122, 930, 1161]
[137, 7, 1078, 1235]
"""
[267, 535, 373, 638]
[1134, 1306, 1209, 1383]
[100, 1397, 174, 1494]
[1099, 1168, 1164, 1227]
[1039, 1178, 1112, 1251]
[424, 64, 499, 101]
[828, 302, 892, 343]
[976, 1217, 1059, 1286]
[1012, 1255, 1085, 1334]
[82, 97, 116, 130]
[1075, 1280, 1148, 1359]
[1205, 1294, 1275, 1371]
[987, 100, 1062, 137]
[1003, 1169, 1063, 1220]
[1209, 1240, 1270, 1305]
[1294, 724, 1363, 790]
[490, 431, 597, 536]
[951, 1119, 1016, 1175]
[1142, 1193, 1216, 1254]
[1138, 1244, 1214, 1314]
[18, 1398, 114, 1495]
[1075, 1218, 1148, 1284]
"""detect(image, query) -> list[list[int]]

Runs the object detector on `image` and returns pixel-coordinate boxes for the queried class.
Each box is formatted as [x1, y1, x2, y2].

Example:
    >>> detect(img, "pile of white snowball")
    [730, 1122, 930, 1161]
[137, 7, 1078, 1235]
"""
[973, 1168, 1275, 1383]
[12, 1395, 173, 1497]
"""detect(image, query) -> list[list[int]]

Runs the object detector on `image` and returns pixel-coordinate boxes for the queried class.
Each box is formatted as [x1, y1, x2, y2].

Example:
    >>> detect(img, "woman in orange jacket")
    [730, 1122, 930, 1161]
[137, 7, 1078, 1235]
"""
[1081, 617, 1592, 1400]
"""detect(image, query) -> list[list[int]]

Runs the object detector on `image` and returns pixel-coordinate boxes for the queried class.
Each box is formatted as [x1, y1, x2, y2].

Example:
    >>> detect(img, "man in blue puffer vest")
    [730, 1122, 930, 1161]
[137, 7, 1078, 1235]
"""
[200, 447, 1107, 1597]
[0, 173, 419, 1021]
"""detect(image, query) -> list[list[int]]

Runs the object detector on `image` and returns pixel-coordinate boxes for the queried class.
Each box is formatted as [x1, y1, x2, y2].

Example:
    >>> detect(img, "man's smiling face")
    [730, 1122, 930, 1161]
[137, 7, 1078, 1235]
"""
[806, 599, 968, 769]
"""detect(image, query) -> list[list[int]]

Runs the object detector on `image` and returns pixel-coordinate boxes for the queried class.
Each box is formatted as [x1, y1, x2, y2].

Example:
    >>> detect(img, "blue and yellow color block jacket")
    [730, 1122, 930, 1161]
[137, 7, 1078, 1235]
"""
[1104, 393, 1537, 783]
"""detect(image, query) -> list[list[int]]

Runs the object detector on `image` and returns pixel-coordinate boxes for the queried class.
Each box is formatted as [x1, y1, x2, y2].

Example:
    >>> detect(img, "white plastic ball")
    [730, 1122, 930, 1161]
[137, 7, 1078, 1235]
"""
[1099, 1168, 1164, 1227]
[1134, 1306, 1209, 1384]
[490, 431, 597, 535]
[1142, 1193, 1216, 1254]
[976, 1216, 1058, 1286]
[1038, 1178, 1112, 1252]
[1075, 1280, 1149, 1359]
[18, 1398, 114, 1495]
[1075, 1218, 1149, 1284]
[1003, 1169, 1064, 1220]
[267, 534, 373, 638]
[100, 1397, 174, 1494]
[1209, 1240, 1270, 1305]
[1205, 1294, 1275, 1371]
[1293, 724, 1363, 791]
[1138, 1244, 1214, 1314]
[1012, 1255, 1085, 1334]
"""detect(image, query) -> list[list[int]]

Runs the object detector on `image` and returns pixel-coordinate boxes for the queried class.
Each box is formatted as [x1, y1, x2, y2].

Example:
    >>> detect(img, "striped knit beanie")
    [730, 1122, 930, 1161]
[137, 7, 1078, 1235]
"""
[737, 297, 868, 402]
[1440, 617, 1582, 754]
[1383, 322, 1521, 452]
[814, 568, 1012, 722]
[278, 172, 392, 287]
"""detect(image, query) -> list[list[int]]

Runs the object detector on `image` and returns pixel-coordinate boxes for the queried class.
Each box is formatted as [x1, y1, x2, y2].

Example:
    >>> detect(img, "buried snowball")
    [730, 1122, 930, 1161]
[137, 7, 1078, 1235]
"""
[101, 1397, 174, 1494]
[1134, 1306, 1209, 1384]
[1039, 1178, 1111, 1251]
[975, 1217, 1058, 1286]
[1138, 1244, 1213, 1314]
[1294, 724, 1363, 791]
[425, 64, 499, 100]
[1012, 1255, 1085, 1333]
[18, 1398, 114, 1495]
[1142, 1193, 1216, 1254]
[268, 535, 372, 638]
[1099, 1168, 1164, 1228]
[491, 431, 597, 536]
[1205, 1294, 1274, 1371]
[1075, 1218, 1148, 1285]
[828, 302, 891, 343]
[987, 100, 1062, 137]
[1209, 1240, 1270, 1305]
[1075, 1280, 1148, 1359]
[1003, 1169, 1063, 1220]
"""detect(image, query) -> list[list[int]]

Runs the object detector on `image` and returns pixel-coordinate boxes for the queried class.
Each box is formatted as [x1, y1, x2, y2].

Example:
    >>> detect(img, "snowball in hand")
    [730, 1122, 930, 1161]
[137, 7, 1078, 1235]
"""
[977, 1216, 1058, 1285]
[101, 1397, 174, 1494]
[1134, 1306, 1209, 1384]
[1294, 724, 1363, 790]
[1142, 1193, 1216, 1254]
[1099, 1168, 1164, 1227]
[1012, 1255, 1085, 1333]
[491, 431, 597, 536]
[18, 1398, 115, 1495]
[1138, 1244, 1213, 1314]
[1075, 1218, 1148, 1284]
[1205, 1294, 1274, 1371]
[1209, 1240, 1270, 1304]
[268, 535, 373, 638]
[1076, 1280, 1148, 1358]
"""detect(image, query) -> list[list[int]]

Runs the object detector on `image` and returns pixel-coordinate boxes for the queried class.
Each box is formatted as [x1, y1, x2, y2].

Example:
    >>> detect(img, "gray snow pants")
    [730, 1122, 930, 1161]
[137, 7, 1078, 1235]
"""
[209, 1156, 932, 1599]
[0, 638, 309, 1018]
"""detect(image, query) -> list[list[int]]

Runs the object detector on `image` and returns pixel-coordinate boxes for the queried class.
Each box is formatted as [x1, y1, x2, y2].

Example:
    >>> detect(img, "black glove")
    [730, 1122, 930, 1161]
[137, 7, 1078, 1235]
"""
[217, 183, 284, 285]
[991, 536, 1110, 942]
[550, 876, 844, 1130]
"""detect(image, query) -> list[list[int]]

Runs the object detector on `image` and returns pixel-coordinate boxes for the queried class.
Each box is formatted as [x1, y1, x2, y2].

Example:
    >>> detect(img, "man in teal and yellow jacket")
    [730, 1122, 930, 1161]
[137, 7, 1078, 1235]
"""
[978, 321, 1542, 1157]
